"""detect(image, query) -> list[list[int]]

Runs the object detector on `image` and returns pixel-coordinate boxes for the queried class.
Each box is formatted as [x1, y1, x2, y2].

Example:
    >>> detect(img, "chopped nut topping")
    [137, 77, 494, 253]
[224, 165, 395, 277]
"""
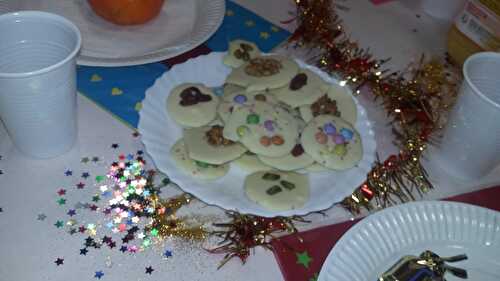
[310, 95, 341, 117]
[205, 125, 234, 147]
[244, 57, 283, 77]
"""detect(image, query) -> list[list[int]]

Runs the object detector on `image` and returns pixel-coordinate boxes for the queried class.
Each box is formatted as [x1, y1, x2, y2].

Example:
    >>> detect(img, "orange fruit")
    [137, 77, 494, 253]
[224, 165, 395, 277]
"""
[88, 0, 165, 25]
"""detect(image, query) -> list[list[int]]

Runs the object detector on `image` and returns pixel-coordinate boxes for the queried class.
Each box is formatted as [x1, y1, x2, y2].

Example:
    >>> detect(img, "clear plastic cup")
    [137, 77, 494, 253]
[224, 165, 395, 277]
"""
[433, 52, 500, 180]
[0, 11, 81, 158]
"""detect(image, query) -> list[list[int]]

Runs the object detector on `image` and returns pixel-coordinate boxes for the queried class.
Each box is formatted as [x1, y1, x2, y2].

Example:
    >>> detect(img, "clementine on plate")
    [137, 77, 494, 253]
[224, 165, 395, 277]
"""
[88, 0, 165, 25]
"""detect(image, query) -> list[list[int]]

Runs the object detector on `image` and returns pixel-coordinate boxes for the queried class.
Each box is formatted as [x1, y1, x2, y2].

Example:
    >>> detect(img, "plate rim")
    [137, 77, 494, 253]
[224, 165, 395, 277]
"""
[0, 0, 225, 66]
[138, 51, 377, 217]
[318, 200, 500, 281]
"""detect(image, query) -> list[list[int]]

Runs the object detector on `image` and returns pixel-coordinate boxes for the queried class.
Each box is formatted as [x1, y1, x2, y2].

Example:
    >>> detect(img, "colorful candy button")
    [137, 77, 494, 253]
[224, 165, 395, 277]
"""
[323, 123, 336, 135]
[247, 114, 260, 124]
[233, 94, 248, 104]
[334, 144, 347, 156]
[271, 135, 285, 145]
[260, 136, 271, 147]
[264, 120, 275, 132]
[334, 134, 345, 144]
[237, 126, 249, 137]
[315, 131, 327, 144]
[340, 128, 354, 140]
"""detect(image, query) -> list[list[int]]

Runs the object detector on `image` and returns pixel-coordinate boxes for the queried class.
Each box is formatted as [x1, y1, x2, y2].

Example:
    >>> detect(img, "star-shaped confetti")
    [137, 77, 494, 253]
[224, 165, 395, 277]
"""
[260, 31, 270, 39]
[111, 143, 119, 149]
[119, 245, 128, 253]
[137, 150, 143, 155]
[296, 251, 313, 268]
[57, 198, 66, 206]
[37, 214, 46, 221]
[54, 258, 64, 266]
[55, 220, 64, 228]
[67, 209, 76, 216]
[245, 20, 255, 27]
[79, 248, 88, 255]
[76, 182, 85, 189]
[68, 228, 77, 235]
[57, 189, 66, 196]
[94, 271, 104, 279]
[81, 157, 90, 164]
[163, 250, 173, 258]
[95, 175, 105, 183]
[79, 226, 87, 233]
[64, 170, 73, 176]
[92, 156, 100, 163]
[0, 170, 3, 175]
[82, 172, 90, 179]
[0, 207, 3, 213]
[92, 195, 100, 202]
[145, 266, 154, 274]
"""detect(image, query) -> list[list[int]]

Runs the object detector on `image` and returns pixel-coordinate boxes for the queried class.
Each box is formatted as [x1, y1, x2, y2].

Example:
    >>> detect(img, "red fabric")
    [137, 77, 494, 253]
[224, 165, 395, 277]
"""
[271, 185, 500, 281]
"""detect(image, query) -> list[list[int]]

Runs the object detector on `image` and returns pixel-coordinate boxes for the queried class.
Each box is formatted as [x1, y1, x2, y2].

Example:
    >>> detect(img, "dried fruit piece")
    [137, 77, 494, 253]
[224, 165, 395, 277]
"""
[266, 185, 283, 195]
[289, 73, 308, 90]
[291, 144, 305, 157]
[280, 180, 296, 190]
[262, 172, 281, 181]
[260, 136, 271, 147]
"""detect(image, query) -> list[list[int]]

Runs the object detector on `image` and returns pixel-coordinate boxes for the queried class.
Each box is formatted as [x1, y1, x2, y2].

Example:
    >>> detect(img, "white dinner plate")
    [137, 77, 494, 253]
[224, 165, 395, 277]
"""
[319, 201, 500, 281]
[0, 0, 225, 66]
[137, 52, 376, 217]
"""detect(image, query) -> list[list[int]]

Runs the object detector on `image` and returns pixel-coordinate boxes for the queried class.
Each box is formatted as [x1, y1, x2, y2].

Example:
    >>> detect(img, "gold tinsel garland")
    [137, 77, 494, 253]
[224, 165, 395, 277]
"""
[290, 0, 459, 213]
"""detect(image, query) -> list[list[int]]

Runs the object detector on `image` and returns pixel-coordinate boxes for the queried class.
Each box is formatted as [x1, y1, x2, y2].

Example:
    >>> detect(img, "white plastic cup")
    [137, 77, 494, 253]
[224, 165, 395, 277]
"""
[419, 0, 466, 21]
[433, 52, 500, 180]
[0, 11, 82, 158]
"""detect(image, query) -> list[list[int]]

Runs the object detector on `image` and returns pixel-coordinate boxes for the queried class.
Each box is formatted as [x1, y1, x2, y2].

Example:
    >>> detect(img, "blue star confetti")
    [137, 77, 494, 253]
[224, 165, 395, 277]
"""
[164, 249, 173, 258]
[64, 170, 73, 176]
[82, 172, 90, 179]
[94, 271, 104, 279]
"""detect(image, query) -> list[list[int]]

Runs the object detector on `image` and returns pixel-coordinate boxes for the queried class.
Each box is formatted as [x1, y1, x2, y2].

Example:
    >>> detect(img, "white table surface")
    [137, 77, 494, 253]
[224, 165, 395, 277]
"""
[1, 1, 499, 281]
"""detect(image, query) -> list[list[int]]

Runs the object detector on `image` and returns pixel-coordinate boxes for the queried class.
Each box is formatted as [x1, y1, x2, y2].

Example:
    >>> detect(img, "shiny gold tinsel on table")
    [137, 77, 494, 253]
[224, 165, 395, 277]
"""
[208, 212, 306, 268]
[290, 0, 459, 213]
[148, 194, 207, 240]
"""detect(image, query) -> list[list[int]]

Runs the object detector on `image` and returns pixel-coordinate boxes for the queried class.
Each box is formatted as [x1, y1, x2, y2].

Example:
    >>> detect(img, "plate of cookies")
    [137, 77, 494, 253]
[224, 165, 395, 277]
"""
[138, 40, 376, 217]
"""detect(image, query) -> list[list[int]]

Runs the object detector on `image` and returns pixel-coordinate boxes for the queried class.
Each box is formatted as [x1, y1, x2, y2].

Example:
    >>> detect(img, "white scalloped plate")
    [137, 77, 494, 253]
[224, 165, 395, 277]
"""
[138, 52, 376, 217]
[319, 201, 500, 281]
[0, 0, 225, 66]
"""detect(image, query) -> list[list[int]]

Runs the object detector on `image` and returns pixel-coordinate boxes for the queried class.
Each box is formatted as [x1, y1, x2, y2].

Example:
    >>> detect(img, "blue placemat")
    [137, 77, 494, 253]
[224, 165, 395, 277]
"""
[77, 0, 291, 129]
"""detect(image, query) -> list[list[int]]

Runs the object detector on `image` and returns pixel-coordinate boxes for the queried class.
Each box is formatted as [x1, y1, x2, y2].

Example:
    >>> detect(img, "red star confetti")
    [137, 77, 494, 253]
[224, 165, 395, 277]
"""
[57, 189, 66, 196]
[76, 182, 85, 189]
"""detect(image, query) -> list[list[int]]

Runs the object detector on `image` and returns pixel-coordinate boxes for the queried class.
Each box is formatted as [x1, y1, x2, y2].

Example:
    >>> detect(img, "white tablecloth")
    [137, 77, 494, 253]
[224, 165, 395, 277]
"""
[1, 1, 499, 280]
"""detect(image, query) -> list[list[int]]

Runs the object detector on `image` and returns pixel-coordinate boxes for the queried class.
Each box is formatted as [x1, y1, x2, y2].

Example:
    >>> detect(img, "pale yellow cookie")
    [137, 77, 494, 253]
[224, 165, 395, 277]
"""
[232, 153, 271, 173]
[170, 139, 229, 181]
[301, 115, 362, 170]
[299, 84, 357, 125]
[226, 55, 299, 92]
[244, 171, 310, 211]
[258, 144, 314, 171]
[223, 101, 300, 157]
[272, 69, 329, 108]
[183, 124, 247, 165]
[223, 40, 261, 68]
[166, 83, 219, 127]
[217, 90, 278, 123]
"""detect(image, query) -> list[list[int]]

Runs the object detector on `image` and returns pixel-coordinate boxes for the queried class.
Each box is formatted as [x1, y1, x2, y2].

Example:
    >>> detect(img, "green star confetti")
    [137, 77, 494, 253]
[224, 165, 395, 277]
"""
[54, 220, 64, 228]
[296, 251, 313, 269]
